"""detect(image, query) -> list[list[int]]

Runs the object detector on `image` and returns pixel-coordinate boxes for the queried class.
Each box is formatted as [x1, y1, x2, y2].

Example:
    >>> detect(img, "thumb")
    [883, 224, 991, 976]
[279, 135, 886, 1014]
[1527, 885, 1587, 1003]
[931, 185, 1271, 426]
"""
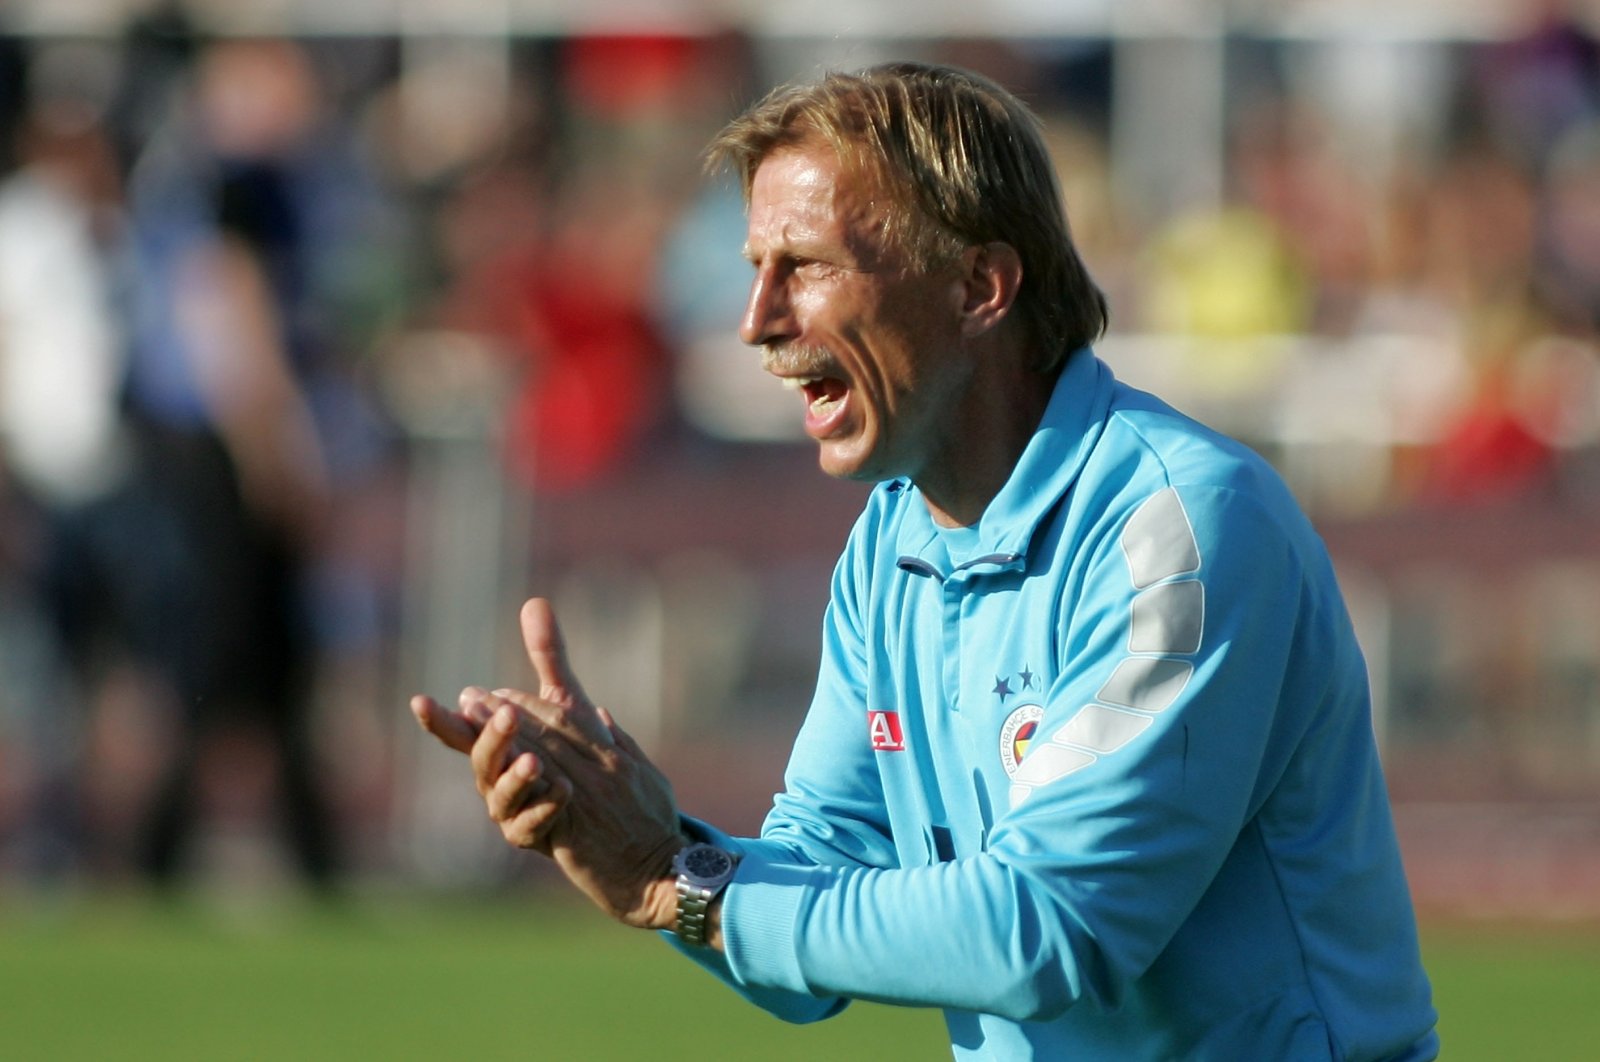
[520, 597, 592, 710]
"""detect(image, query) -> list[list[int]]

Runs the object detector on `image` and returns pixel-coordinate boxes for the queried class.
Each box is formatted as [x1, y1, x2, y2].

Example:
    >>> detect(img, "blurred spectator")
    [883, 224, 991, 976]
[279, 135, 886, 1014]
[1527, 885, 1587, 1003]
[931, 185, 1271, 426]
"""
[1139, 205, 1309, 341]
[425, 35, 754, 489]
[1429, 143, 1541, 318]
[657, 172, 782, 441]
[1537, 120, 1600, 331]
[1418, 304, 1559, 504]
[1356, 155, 1461, 341]
[114, 37, 397, 891]
[1469, 0, 1600, 168]
[1133, 100, 1313, 400]
[1408, 141, 1566, 504]
[0, 49, 129, 881]
[0, 71, 127, 515]
[436, 163, 670, 491]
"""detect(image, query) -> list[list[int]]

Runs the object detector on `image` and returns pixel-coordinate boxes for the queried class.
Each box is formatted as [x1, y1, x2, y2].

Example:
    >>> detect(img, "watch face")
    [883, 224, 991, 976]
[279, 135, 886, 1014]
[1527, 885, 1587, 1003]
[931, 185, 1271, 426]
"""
[683, 845, 734, 879]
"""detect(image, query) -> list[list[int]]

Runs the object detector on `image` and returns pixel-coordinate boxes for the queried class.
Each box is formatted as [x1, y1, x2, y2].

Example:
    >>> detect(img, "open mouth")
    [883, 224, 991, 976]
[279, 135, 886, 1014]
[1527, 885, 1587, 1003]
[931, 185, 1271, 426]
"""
[781, 374, 849, 419]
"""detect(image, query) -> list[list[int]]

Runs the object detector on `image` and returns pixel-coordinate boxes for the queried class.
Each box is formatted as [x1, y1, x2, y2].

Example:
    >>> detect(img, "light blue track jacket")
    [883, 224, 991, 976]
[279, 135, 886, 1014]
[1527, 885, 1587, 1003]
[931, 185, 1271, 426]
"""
[670, 350, 1438, 1060]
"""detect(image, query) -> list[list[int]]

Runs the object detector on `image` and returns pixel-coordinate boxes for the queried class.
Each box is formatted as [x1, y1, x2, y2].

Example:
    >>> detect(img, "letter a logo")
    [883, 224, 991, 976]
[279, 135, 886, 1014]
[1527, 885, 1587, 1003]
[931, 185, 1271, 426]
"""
[868, 710, 905, 751]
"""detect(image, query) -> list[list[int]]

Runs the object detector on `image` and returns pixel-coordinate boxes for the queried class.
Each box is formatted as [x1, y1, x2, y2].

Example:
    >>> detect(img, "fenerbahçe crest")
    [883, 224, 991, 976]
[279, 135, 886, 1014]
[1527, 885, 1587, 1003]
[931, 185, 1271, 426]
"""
[999, 704, 1045, 778]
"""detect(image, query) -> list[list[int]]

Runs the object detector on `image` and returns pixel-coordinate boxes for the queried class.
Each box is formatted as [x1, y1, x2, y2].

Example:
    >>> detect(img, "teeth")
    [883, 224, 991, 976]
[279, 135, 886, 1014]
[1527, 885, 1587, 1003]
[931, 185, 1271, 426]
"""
[776, 374, 841, 416]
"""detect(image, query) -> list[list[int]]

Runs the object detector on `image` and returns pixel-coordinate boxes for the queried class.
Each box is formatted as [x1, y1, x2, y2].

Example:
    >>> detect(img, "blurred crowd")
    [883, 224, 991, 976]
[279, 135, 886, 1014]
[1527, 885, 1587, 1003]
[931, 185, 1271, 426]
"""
[1, 4, 1598, 894]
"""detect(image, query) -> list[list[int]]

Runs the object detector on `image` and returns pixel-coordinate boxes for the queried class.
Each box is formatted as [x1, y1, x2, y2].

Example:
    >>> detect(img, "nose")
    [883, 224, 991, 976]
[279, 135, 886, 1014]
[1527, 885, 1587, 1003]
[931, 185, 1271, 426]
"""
[739, 263, 794, 348]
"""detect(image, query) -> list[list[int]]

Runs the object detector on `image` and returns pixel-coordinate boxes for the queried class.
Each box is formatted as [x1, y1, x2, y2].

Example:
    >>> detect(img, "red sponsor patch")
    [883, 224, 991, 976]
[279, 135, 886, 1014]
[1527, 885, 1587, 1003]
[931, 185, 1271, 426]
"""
[868, 710, 905, 751]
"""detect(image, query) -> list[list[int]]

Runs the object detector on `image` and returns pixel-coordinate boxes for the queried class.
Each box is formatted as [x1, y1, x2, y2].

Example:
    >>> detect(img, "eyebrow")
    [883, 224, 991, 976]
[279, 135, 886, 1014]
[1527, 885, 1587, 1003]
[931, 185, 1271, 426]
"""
[740, 240, 810, 265]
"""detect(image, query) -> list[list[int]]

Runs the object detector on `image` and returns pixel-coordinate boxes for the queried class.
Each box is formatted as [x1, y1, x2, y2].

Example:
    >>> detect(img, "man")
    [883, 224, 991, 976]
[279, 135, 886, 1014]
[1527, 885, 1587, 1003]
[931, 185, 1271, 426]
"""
[120, 39, 354, 888]
[413, 62, 1439, 1060]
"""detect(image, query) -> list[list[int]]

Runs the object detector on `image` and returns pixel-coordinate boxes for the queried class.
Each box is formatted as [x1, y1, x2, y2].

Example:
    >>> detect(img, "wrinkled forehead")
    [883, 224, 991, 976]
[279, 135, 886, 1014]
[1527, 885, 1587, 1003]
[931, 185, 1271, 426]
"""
[745, 142, 894, 257]
[745, 125, 899, 208]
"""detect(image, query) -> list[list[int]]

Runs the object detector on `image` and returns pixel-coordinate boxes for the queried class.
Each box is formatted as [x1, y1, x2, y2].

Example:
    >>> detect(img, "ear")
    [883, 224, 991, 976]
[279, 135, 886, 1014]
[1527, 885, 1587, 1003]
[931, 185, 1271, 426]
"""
[957, 241, 1023, 339]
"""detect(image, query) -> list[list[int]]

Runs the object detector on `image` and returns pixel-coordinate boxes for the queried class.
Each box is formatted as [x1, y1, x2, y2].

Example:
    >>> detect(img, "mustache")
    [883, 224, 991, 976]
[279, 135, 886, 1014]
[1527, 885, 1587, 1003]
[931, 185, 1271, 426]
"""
[761, 342, 835, 377]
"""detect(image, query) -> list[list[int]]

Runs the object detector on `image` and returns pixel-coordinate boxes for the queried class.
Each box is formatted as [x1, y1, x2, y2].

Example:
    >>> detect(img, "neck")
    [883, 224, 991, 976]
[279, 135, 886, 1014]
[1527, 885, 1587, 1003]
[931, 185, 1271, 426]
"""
[917, 358, 1057, 529]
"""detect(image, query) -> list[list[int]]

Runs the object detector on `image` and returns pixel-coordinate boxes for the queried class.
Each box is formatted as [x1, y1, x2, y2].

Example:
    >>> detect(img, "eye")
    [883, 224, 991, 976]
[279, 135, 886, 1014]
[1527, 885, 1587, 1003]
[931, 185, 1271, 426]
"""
[793, 256, 838, 280]
[748, 253, 839, 283]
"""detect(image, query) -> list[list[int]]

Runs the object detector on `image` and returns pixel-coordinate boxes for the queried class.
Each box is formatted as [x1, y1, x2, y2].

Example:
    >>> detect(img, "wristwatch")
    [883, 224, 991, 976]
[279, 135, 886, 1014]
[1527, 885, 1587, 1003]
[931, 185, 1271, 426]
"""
[672, 842, 738, 947]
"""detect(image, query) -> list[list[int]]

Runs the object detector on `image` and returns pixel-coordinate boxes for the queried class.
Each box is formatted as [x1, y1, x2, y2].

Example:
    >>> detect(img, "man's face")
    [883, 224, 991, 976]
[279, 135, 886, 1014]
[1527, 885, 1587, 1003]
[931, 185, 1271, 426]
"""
[740, 144, 972, 484]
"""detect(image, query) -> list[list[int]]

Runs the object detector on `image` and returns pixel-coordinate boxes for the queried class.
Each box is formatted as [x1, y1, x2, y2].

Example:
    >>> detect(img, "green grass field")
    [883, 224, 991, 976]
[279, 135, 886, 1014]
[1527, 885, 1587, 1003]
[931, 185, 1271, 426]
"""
[0, 894, 1594, 1059]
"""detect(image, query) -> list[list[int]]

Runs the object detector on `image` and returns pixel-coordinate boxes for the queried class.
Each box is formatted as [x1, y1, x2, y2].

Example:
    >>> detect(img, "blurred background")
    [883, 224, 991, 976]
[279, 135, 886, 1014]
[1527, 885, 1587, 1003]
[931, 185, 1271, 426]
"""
[0, 0, 1597, 933]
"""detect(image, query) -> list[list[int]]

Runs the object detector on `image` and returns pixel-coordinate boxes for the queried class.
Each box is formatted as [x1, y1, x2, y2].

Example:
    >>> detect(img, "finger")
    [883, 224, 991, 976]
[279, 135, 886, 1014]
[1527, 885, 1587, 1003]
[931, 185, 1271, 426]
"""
[488, 752, 570, 851]
[469, 706, 522, 795]
[491, 687, 614, 755]
[520, 598, 591, 709]
[411, 695, 479, 754]
[499, 778, 570, 850]
[458, 686, 496, 726]
[486, 751, 552, 823]
[599, 707, 649, 761]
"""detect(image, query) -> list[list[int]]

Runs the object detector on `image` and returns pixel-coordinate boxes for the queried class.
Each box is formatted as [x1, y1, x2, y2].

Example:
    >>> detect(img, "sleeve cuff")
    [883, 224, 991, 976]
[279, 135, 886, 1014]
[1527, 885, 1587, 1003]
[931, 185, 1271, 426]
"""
[660, 822, 848, 1024]
[677, 816, 848, 1003]
[720, 846, 833, 995]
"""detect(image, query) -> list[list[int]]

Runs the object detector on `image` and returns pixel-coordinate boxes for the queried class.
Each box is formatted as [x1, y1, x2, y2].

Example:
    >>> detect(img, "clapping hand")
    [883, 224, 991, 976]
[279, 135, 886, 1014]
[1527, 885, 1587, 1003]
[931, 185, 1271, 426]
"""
[411, 598, 687, 929]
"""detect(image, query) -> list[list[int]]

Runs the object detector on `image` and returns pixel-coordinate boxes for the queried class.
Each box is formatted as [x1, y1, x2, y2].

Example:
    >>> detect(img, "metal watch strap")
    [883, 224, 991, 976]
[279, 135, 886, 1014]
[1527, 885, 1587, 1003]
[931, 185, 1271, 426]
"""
[675, 877, 717, 947]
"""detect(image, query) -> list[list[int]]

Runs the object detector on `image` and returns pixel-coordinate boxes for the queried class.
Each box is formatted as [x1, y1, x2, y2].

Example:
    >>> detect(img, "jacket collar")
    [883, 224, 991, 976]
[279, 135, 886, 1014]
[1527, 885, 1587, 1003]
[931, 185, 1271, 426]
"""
[893, 348, 1112, 576]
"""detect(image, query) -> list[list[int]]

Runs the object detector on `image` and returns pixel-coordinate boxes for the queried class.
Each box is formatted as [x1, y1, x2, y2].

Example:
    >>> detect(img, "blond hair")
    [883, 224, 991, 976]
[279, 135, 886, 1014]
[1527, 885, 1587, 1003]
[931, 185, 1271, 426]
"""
[706, 61, 1106, 371]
